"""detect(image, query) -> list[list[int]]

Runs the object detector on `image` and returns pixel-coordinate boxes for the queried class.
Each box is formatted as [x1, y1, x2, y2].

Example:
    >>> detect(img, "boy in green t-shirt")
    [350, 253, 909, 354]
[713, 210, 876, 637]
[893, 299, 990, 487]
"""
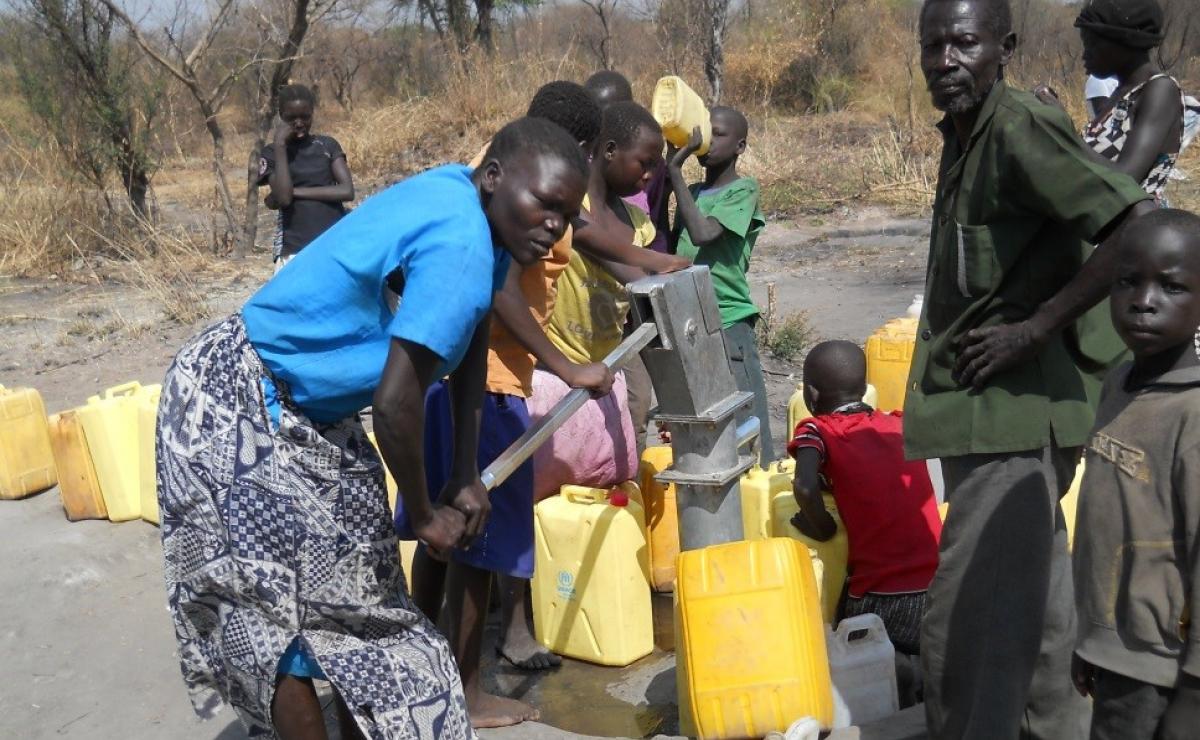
[667, 106, 772, 462]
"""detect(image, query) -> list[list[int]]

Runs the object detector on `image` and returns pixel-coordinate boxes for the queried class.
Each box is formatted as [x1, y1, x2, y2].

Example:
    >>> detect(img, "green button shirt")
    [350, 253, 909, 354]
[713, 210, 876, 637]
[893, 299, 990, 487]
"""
[903, 81, 1149, 460]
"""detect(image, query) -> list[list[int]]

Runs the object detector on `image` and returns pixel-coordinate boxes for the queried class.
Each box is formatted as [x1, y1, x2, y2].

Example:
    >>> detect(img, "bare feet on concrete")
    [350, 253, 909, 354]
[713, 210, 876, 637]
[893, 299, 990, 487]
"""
[496, 574, 562, 671]
[496, 633, 563, 671]
[466, 689, 540, 729]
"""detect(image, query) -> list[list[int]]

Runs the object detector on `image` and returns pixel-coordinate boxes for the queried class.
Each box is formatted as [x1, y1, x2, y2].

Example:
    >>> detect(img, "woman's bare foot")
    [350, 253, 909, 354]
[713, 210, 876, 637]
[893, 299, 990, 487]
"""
[466, 690, 540, 729]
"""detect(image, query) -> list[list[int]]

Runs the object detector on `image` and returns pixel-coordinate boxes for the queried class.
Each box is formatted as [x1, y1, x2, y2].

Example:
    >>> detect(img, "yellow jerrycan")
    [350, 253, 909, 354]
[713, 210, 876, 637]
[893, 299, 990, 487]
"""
[786, 384, 878, 440]
[652, 76, 712, 155]
[640, 445, 679, 592]
[48, 410, 107, 521]
[866, 318, 918, 413]
[364, 431, 399, 512]
[741, 461, 794, 541]
[532, 484, 653, 666]
[676, 538, 835, 738]
[365, 431, 420, 592]
[77, 381, 145, 521]
[0, 384, 57, 500]
[771, 490, 849, 623]
[138, 386, 161, 525]
[1061, 459, 1085, 551]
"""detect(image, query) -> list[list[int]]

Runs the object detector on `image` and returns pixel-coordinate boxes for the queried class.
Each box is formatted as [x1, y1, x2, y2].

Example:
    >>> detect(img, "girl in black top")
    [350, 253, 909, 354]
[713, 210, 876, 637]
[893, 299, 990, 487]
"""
[259, 84, 355, 269]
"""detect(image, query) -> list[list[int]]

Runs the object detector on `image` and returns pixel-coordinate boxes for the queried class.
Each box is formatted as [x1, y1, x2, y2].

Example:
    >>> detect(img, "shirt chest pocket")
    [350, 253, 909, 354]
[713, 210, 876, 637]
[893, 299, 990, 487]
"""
[954, 224, 999, 299]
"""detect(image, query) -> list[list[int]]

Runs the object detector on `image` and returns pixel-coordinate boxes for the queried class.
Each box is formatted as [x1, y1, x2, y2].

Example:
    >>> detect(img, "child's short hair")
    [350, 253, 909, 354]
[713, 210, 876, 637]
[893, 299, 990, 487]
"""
[803, 340, 867, 389]
[584, 70, 633, 103]
[277, 84, 316, 112]
[710, 105, 750, 139]
[1122, 208, 1200, 254]
[484, 117, 589, 180]
[527, 81, 602, 146]
[596, 101, 660, 149]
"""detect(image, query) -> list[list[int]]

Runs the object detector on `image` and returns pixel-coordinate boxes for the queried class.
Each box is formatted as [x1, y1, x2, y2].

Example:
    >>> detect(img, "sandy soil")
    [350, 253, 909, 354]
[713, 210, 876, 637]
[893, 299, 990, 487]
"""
[0, 206, 930, 739]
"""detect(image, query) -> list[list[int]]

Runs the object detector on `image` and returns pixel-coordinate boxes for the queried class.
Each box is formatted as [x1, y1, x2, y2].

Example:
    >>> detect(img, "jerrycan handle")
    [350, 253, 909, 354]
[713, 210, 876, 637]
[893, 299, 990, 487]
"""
[103, 381, 143, 399]
[835, 613, 890, 649]
[562, 486, 609, 505]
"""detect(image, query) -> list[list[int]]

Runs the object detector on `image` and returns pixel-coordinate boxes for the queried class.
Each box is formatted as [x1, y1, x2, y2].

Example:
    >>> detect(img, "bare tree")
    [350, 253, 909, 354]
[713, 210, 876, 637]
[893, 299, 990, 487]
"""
[99, 0, 260, 253]
[579, 0, 619, 70]
[311, 22, 377, 111]
[472, 0, 494, 53]
[701, 0, 731, 103]
[445, 0, 471, 51]
[13, 0, 160, 220]
[238, 0, 341, 260]
[412, 0, 448, 43]
[639, 0, 703, 78]
[397, 0, 525, 56]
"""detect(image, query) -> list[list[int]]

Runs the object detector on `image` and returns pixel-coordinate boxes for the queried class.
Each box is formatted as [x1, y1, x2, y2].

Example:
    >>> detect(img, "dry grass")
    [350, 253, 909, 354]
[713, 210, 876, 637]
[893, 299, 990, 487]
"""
[739, 110, 940, 216]
[1167, 145, 1200, 213]
[0, 120, 215, 328]
[333, 51, 593, 184]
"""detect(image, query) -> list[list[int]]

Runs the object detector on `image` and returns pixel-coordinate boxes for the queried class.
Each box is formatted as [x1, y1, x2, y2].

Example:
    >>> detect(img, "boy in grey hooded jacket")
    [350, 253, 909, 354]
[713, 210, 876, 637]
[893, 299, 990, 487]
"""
[1074, 208, 1200, 740]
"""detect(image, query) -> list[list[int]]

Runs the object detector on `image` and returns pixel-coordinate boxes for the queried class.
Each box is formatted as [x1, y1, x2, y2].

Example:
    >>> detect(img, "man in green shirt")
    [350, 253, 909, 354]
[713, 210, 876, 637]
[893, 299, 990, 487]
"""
[668, 107, 772, 463]
[910, 1, 1153, 738]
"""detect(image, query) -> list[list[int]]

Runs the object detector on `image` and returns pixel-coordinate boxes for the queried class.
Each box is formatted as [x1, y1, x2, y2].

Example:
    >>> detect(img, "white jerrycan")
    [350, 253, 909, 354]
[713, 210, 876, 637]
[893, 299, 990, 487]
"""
[826, 613, 899, 727]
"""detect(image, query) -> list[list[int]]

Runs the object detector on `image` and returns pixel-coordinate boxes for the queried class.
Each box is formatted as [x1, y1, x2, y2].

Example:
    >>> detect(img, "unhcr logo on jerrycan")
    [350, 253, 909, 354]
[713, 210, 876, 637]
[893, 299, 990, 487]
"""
[555, 570, 577, 601]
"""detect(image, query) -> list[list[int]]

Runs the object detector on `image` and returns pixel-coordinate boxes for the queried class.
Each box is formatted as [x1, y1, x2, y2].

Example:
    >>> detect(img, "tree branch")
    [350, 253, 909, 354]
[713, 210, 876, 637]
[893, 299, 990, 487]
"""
[184, 0, 237, 70]
[98, 0, 192, 88]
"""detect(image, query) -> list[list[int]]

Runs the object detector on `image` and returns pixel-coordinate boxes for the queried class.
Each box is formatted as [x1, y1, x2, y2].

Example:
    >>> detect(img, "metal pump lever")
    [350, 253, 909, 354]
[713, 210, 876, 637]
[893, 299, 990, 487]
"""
[480, 321, 660, 491]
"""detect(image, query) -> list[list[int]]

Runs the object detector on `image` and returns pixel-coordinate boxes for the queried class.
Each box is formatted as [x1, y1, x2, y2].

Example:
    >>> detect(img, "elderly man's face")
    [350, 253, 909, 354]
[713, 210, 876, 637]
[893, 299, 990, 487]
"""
[920, 1, 1014, 115]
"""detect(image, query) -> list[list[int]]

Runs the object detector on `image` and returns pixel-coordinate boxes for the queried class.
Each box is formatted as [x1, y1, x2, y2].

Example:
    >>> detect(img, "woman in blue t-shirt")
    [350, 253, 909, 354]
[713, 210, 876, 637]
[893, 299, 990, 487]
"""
[259, 84, 355, 270]
[156, 118, 587, 739]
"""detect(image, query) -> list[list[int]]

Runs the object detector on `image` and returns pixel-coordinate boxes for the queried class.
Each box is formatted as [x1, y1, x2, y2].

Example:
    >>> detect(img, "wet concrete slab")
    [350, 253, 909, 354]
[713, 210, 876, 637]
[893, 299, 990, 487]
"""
[478, 594, 682, 739]
[475, 591, 928, 740]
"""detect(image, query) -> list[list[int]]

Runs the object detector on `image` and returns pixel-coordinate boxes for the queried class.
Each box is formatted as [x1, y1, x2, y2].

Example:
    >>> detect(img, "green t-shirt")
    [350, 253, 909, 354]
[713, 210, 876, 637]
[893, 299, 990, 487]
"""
[903, 81, 1150, 460]
[674, 177, 766, 327]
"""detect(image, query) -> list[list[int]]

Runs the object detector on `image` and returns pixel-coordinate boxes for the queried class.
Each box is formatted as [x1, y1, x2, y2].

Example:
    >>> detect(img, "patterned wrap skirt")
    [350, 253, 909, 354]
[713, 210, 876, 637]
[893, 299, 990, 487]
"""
[156, 314, 472, 738]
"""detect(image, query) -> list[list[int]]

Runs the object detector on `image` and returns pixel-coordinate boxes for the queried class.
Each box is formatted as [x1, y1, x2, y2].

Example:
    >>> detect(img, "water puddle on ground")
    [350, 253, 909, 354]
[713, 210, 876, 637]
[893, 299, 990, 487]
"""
[483, 595, 680, 738]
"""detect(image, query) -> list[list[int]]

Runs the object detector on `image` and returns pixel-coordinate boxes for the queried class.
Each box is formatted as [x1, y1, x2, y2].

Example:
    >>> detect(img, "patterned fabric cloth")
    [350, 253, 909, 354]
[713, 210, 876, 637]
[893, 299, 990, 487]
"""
[1083, 74, 1183, 203]
[157, 314, 472, 739]
[843, 591, 927, 656]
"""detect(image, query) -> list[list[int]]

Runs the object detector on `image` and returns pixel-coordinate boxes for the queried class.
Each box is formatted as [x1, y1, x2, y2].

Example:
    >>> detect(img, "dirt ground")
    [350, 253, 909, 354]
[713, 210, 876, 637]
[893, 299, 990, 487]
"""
[0, 206, 929, 739]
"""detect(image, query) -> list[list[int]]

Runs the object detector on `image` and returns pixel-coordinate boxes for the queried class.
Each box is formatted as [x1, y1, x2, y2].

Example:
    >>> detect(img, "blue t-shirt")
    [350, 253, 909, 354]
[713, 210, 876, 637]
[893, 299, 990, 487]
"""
[242, 164, 510, 424]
